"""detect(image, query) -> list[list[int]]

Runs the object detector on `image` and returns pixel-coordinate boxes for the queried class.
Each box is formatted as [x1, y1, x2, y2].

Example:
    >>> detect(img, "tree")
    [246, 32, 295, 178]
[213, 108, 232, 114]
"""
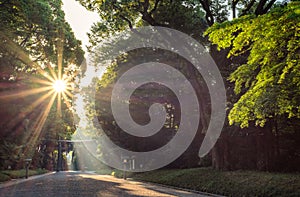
[0, 139, 23, 169]
[205, 1, 300, 128]
[78, 0, 209, 47]
[205, 1, 300, 170]
[0, 0, 85, 170]
[0, 0, 84, 74]
[78, 0, 283, 170]
[78, 0, 213, 168]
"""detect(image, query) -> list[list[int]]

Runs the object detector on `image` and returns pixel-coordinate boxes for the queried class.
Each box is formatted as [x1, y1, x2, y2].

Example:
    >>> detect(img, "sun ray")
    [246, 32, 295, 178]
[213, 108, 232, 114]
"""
[22, 92, 57, 157]
[65, 86, 74, 93]
[6, 90, 55, 129]
[47, 63, 59, 82]
[57, 92, 62, 116]
[37, 69, 56, 83]
[0, 32, 57, 82]
[0, 86, 53, 100]
[0, 30, 81, 170]
[33, 92, 57, 143]
[29, 76, 55, 86]
[57, 31, 64, 81]
[64, 89, 74, 98]
[62, 92, 73, 109]
[21, 110, 45, 157]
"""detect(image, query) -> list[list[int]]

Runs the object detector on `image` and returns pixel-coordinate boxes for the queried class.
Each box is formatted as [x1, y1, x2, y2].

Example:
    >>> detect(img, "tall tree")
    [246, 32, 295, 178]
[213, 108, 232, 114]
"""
[205, 1, 300, 170]
[0, 0, 84, 170]
[78, 0, 214, 168]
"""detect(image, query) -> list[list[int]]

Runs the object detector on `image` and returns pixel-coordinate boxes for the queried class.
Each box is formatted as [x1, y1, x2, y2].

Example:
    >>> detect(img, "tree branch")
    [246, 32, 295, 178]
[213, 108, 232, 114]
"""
[119, 15, 133, 29]
[255, 0, 268, 15]
[240, 0, 256, 16]
[263, 0, 276, 13]
[199, 0, 214, 26]
[150, 0, 161, 15]
[255, 0, 275, 15]
[139, 0, 166, 26]
[111, 3, 133, 29]
[232, 0, 241, 19]
[143, 0, 150, 14]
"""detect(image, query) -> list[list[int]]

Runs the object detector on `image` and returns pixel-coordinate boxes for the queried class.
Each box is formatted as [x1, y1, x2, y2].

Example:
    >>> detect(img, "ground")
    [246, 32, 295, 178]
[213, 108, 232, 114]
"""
[0, 171, 214, 197]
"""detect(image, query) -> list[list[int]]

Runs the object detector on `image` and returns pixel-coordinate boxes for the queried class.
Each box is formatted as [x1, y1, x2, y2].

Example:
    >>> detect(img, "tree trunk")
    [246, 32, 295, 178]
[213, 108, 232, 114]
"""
[211, 132, 231, 170]
[255, 123, 276, 171]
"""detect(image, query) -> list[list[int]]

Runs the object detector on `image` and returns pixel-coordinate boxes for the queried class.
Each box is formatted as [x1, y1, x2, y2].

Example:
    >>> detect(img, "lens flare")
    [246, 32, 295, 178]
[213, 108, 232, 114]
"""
[0, 32, 79, 162]
[52, 80, 67, 93]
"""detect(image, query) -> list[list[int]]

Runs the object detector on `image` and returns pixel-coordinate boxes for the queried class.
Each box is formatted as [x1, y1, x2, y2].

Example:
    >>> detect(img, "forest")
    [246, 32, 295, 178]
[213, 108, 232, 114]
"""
[0, 0, 300, 173]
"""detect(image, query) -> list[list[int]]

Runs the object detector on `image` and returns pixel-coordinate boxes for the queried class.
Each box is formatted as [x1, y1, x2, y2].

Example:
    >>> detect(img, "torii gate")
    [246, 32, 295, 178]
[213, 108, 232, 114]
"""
[56, 139, 94, 172]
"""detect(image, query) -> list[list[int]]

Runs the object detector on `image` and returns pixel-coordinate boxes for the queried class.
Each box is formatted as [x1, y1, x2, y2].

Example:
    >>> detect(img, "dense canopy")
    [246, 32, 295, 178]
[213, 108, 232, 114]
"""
[206, 1, 300, 127]
[0, 0, 84, 74]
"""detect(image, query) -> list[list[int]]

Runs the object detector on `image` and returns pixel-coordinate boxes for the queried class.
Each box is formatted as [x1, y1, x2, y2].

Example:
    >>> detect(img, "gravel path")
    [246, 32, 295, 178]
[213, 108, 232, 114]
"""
[0, 171, 211, 197]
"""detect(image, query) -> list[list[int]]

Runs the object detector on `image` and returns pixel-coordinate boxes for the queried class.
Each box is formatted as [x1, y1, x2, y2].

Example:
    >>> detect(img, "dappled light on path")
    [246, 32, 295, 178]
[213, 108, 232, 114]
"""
[0, 172, 208, 197]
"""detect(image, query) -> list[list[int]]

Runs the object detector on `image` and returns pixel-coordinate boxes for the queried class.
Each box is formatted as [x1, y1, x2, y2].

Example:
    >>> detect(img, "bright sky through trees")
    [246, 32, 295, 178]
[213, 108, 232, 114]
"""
[62, 0, 105, 88]
[62, 0, 99, 53]
[61, 0, 106, 132]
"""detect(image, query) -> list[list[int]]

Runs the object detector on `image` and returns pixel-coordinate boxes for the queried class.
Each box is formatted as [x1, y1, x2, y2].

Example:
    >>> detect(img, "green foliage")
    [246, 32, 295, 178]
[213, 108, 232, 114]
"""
[0, 140, 23, 169]
[205, 2, 300, 127]
[1, 169, 48, 180]
[78, 0, 208, 48]
[0, 172, 11, 182]
[133, 168, 300, 197]
[44, 100, 75, 137]
[96, 61, 118, 89]
[150, 0, 208, 38]
[208, 0, 229, 23]
[0, 0, 84, 73]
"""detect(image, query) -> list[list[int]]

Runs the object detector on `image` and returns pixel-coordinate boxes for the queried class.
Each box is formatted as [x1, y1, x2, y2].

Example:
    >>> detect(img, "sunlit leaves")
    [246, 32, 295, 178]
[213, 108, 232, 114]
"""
[206, 2, 300, 127]
[96, 61, 118, 89]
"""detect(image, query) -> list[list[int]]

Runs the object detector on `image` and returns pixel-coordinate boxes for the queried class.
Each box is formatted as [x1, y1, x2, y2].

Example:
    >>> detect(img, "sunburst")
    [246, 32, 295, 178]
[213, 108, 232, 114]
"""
[52, 80, 67, 93]
[42, 65, 75, 117]
[0, 33, 79, 159]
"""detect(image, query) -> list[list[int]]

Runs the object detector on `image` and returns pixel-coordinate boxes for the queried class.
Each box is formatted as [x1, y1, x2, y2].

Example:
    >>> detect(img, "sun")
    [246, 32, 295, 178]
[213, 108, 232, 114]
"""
[0, 32, 81, 163]
[52, 79, 67, 93]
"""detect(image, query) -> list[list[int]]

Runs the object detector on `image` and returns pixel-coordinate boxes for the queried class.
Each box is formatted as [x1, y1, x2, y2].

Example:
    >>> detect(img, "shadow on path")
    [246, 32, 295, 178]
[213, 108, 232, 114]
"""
[0, 171, 208, 197]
